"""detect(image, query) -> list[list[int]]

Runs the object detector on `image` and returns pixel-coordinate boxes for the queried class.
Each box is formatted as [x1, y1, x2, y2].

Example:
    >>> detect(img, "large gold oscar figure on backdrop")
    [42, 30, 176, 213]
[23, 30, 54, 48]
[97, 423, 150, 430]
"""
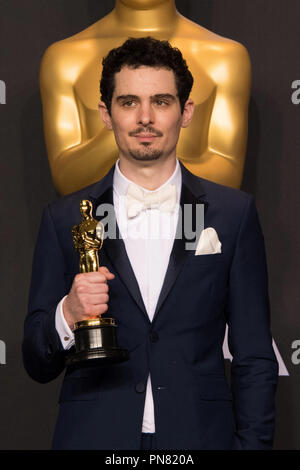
[40, 0, 251, 195]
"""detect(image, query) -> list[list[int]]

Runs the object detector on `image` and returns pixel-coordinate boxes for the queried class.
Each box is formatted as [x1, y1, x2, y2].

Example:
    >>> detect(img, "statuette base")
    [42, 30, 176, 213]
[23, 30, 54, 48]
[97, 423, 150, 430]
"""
[66, 318, 129, 366]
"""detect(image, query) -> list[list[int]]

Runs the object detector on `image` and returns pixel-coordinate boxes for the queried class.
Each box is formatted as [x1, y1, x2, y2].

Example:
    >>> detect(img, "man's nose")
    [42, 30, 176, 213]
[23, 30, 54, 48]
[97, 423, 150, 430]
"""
[137, 102, 154, 126]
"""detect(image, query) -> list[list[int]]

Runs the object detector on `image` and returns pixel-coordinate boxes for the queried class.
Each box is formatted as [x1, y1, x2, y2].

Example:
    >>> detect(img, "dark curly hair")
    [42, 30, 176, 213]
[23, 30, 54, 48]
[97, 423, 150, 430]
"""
[100, 37, 193, 114]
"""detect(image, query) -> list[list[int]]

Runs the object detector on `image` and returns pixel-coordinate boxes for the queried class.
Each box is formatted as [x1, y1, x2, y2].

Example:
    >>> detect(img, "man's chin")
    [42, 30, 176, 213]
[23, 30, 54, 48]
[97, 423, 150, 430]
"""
[129, 149, 163, 161]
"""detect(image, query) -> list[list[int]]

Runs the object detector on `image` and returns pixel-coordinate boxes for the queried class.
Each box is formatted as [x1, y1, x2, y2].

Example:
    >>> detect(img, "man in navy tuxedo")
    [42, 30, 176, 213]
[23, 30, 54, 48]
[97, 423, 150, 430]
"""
[22, 37, 278, 450]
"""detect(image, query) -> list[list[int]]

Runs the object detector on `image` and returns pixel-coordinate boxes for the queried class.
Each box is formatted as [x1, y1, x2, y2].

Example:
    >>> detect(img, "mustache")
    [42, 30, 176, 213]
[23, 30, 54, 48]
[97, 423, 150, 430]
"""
[129, 126, 163, 137]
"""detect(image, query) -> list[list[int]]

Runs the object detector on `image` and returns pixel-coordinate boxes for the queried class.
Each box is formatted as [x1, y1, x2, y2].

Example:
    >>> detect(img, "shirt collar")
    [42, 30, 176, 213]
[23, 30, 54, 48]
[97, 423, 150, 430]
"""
[113, 158, 182, 204]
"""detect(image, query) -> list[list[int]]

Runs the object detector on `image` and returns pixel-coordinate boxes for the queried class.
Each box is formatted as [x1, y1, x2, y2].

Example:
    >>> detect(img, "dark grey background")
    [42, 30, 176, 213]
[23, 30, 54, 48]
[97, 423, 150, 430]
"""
[0, 0, 299, 449]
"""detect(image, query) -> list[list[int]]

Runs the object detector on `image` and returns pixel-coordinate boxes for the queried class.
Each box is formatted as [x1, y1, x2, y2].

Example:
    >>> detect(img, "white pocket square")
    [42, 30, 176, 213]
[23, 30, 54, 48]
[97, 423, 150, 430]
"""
[195, 227, 222, 255]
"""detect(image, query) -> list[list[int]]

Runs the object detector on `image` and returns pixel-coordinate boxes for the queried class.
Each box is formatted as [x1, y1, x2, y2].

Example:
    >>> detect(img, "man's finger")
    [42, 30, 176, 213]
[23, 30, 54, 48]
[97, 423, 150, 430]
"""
[74, 272, 107, 283]
[98, 266, 115, 279]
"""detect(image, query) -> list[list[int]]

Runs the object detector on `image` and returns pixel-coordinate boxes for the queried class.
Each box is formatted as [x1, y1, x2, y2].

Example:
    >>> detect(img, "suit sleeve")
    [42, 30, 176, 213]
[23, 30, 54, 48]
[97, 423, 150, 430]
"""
[22, 204, 69, 383]
[226, 195, 279, 450]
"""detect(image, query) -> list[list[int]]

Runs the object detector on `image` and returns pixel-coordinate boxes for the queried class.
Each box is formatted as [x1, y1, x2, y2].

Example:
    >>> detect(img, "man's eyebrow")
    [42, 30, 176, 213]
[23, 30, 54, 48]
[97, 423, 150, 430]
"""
[116, 93, 177, 102]
[151, 94, 177, 101]
[116, 95, 139, 102]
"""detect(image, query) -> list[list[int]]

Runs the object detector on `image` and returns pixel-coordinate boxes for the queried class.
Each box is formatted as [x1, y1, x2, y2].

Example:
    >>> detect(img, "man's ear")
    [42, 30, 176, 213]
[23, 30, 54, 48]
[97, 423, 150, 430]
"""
[98, 101, 113, 130]
[181, 99, 195, 128]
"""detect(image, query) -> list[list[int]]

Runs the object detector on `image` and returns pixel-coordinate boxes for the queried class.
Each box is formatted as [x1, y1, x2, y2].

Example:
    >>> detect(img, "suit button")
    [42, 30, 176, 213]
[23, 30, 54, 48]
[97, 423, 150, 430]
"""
[149, 332, 159, 343]
[135, 382, 145, 393]
[46, 345, 53, 358]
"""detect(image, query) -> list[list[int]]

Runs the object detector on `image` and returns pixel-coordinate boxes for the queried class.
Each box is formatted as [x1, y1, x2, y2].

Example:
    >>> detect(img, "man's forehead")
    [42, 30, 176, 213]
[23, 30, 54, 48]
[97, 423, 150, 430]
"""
[113, 66, 177, 95]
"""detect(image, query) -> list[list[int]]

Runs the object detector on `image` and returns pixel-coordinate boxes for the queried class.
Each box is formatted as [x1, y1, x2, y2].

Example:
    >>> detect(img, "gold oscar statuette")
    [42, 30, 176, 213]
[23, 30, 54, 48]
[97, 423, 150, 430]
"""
[40, 0, 251, 195]
[66, 199, 129, 365]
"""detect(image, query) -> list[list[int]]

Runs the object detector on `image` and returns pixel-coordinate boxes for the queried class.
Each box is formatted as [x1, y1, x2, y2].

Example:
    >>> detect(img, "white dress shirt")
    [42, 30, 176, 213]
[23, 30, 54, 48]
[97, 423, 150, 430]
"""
[55, 158, 182, 433]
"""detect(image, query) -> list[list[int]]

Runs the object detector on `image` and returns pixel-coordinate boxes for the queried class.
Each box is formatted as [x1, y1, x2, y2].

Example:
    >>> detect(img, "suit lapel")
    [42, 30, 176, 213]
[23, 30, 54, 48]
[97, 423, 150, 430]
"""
[88, 167, 148, 319]
[153, 163, 208, 321]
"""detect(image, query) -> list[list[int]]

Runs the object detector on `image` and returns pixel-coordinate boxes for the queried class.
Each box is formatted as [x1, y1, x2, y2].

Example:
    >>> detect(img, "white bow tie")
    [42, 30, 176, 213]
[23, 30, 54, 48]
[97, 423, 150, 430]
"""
[126, 183, 177, 218]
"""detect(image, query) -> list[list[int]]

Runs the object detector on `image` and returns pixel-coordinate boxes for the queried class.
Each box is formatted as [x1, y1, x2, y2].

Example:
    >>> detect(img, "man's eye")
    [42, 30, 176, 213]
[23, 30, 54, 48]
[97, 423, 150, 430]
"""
[156, 100, 168, 106]
[123, 101, 135, 107]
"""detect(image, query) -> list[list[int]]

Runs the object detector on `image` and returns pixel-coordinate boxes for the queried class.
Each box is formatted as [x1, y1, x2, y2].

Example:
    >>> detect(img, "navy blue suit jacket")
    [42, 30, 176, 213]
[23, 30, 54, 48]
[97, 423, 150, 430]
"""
[22, 163, 278, 450]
